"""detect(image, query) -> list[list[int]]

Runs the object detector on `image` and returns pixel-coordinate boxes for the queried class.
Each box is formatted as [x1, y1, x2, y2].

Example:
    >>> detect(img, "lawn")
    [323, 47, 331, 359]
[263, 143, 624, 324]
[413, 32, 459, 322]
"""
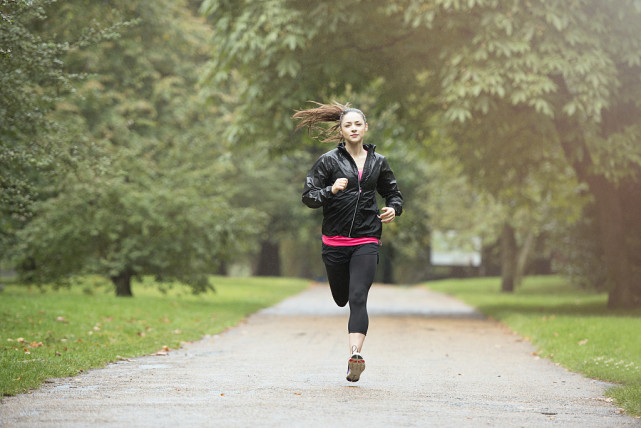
[426, 276, 641, 418]
[0, 275, 309, 396]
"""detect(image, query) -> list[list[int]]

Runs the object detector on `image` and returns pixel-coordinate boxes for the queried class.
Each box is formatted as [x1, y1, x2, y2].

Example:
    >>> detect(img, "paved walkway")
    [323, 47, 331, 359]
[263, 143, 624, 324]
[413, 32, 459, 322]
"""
[1, 284, 639, 427]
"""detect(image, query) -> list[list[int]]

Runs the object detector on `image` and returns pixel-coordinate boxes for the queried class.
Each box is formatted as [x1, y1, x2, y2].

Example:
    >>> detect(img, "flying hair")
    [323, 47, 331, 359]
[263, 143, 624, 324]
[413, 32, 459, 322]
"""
[292, 101, 367, 143]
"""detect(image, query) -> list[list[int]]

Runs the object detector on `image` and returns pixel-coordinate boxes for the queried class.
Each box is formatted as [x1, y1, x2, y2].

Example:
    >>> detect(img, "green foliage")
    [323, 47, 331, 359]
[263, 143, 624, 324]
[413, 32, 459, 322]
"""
[427, 276, 641, 416]
[7, 0, 271, 294]
[0, 276, 309, 396]
[425, 0, 641, 179]
[200, 0, 422, 147]
[0, 0, 131, 249]
[200, 0, 641, 295]
[1, 0, 73, 250]
[14, 162, 262, 291]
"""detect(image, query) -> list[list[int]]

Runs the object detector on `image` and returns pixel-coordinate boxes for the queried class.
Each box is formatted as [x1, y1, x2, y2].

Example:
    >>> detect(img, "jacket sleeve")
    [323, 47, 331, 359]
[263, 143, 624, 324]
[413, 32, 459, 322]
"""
[377, 157, 403, 216]
[302, 155, 335, 209]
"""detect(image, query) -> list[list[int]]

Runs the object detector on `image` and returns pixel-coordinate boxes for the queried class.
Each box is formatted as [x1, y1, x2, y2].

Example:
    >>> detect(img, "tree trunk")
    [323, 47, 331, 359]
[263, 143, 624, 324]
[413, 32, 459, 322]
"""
[501, 222, 518, 293]
[216, 259, 228, 276]
[587, 175, 636, 308]
[255, 240, 281, 276]
[553, 86, 640, 308]
[111, 270, 133, 297]
[514, 229, 536, 287]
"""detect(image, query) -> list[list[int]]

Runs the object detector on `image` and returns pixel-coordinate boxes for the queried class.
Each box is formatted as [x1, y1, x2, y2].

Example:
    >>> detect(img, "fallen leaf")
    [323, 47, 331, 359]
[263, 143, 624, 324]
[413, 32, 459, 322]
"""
[578, 339, 589, 346]
[220, 393, 225, 396]
[56, 317, 68, 323]
[29, 341, 43, 348]
[23, 349, 30, 354]
[13, 377, 22, 381]
[55, 352, 62, 356]
[17, 337, 26, 343]
[161, 345, 170, 352]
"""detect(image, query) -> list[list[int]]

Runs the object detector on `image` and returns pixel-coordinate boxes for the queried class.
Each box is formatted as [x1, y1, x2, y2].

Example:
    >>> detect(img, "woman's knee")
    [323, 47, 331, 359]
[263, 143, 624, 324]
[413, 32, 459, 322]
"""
[334, 297, 349, 307]
[349, 289, 368, 307]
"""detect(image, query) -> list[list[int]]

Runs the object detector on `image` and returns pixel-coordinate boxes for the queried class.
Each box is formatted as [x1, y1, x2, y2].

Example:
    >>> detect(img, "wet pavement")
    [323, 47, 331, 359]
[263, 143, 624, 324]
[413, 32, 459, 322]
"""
[1, 283, 639, 427]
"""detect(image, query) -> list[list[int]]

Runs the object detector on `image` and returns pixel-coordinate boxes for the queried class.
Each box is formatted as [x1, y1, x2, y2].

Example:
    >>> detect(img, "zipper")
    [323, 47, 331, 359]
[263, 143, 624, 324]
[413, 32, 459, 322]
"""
[346, 147, 370, 237]
[348, 181, 361, 237]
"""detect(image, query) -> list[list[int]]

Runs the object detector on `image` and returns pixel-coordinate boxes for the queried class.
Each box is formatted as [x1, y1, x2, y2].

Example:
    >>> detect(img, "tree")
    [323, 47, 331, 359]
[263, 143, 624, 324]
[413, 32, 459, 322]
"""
[12, 0, 264, 295]
[423, 0, 641, 306]
[0, 0, 123, 257]
[200, 0, 641, 307]
[15, 155, 262, 295]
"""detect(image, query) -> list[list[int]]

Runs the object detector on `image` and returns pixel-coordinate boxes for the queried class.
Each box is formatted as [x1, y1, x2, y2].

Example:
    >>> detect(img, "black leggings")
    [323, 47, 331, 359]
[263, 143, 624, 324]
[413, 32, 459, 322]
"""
[322, 243, 378, 335]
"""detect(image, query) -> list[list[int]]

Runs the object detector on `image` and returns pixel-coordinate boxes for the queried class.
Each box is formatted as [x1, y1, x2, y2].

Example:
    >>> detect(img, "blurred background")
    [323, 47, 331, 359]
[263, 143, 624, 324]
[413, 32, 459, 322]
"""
[2, 0, 640, 308]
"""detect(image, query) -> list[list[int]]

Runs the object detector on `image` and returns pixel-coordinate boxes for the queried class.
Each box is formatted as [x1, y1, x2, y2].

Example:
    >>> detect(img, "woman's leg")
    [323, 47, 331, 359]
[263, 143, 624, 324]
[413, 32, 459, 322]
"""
[324, 263, 350, 307]
[347, 249, 378, 338]
[345, 245, 378, 382]
[349, 333, 366, 354]
[344, 252, 376, 382]
[322, 244, 350, 307]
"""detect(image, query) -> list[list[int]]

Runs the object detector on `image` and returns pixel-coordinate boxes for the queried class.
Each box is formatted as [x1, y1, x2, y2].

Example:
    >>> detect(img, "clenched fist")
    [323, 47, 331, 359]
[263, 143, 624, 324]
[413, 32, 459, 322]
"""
[332, 178, 348, 194]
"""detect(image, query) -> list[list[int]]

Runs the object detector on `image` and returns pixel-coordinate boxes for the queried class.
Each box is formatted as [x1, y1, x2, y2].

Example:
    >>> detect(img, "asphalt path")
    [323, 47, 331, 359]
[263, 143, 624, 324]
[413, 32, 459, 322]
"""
[1, 283, 639, 427]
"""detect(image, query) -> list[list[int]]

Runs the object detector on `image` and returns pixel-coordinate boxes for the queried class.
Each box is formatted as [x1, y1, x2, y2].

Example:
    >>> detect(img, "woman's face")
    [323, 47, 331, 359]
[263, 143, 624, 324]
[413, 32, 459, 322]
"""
[340, 111, 368, 145]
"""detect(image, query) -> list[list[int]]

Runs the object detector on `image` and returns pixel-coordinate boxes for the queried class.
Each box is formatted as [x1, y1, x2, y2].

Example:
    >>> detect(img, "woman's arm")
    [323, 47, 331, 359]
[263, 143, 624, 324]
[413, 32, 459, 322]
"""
[302, 156, 336, 209]
[377, 157, 403, 217]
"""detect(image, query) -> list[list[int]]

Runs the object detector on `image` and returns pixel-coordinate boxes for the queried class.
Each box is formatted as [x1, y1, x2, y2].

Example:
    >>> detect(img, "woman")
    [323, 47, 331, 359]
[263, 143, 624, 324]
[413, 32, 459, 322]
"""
[294, 101, 403, 382]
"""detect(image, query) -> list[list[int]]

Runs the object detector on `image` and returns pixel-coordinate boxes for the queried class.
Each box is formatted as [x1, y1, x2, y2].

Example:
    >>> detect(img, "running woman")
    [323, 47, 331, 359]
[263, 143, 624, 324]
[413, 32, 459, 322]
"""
[294, 102, 403, 382]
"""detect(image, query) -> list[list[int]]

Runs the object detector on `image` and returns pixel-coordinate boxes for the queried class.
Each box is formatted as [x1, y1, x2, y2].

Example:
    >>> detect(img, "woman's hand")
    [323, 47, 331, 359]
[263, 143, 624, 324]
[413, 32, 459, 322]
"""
[332, 178, 348, 194]
[378, 207, 396, 223]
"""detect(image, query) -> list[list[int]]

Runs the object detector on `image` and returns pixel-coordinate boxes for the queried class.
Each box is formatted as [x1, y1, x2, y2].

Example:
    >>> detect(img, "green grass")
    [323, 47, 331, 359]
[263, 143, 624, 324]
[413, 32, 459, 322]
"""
[426, 276, 641, 418]
[0, 275, 309, 396]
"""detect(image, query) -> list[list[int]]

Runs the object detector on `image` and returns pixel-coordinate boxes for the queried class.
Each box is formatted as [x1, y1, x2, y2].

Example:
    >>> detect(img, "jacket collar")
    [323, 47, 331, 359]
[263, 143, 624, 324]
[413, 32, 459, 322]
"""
[337, 142, 376, 153]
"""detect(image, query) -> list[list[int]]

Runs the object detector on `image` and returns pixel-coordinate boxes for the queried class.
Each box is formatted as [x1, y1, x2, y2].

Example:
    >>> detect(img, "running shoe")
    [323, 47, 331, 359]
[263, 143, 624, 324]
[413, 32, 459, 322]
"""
[346, 352, 365, 382]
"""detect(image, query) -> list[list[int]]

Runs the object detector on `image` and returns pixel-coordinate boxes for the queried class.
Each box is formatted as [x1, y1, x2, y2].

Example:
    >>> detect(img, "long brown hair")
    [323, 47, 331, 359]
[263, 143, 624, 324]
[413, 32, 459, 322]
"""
[292, 101, 366, 143]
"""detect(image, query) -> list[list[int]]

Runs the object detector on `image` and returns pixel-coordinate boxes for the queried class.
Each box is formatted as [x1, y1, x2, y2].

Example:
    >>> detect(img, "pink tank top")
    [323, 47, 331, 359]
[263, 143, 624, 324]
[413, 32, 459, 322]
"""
[322, 170, 379, 247]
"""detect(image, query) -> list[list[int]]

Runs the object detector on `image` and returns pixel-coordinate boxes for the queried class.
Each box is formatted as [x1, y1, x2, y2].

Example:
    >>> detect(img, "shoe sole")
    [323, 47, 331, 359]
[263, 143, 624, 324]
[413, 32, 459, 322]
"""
[346, 354, 365, 382]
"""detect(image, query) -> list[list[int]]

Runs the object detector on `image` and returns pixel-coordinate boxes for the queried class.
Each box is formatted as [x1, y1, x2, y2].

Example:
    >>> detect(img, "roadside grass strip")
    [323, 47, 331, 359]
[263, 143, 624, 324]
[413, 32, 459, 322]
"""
[0, 276, 308, 396]
[426, 276, 641, 418]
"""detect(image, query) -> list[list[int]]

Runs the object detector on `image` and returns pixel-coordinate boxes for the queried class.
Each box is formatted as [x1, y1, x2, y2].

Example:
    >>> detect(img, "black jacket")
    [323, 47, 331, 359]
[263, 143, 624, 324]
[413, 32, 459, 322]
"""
[302, 143, 403, 239]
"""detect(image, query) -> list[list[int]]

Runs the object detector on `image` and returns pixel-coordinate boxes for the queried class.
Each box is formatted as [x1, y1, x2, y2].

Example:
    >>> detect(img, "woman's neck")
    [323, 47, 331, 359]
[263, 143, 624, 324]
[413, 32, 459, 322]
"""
[344, 141, 365, 158]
